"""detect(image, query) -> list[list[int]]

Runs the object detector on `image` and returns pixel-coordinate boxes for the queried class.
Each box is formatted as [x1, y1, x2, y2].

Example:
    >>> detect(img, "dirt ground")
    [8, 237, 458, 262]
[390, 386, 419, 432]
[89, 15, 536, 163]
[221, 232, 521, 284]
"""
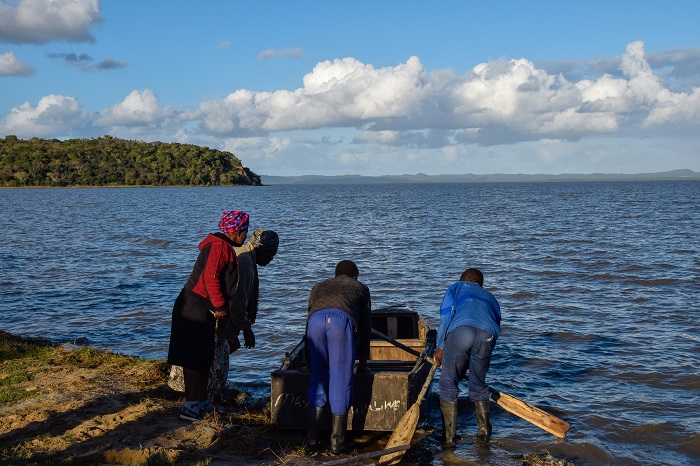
[0, 331, 328, 465]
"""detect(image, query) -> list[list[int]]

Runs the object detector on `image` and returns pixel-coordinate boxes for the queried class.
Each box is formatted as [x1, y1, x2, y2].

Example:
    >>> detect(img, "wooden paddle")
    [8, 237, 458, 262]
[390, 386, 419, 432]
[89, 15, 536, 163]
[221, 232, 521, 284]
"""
[488, 387, 570, 438]
[370, 328, 571, 439]
[379, 359, 438, 465]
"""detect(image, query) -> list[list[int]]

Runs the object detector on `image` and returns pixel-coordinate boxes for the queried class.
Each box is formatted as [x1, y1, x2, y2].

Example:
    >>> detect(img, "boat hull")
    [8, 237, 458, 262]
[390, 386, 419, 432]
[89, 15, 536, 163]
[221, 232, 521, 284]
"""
[270, 306, 436, 431]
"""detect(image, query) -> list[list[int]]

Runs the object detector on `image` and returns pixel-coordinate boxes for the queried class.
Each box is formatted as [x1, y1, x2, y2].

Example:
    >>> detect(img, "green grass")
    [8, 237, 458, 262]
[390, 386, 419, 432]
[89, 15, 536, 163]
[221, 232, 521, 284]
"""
[0, 330, 169, 410]
[0, 332, 56, 404]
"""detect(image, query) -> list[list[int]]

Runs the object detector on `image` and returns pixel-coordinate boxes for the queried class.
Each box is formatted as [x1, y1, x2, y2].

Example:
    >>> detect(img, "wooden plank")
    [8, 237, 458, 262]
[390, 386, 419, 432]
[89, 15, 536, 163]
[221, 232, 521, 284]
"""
[369, 339, 426, 361]
[387, 317, 398, 338]
[489, 388, 570, 438]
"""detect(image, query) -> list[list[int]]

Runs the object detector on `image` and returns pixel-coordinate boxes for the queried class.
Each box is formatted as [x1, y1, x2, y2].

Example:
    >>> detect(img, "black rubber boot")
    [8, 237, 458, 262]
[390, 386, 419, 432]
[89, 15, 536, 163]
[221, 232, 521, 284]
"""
[474, 400, 492, 441]
[440, 399, 459, 448]
[306, 406, 324, 447]
[330, 414, 349, 454]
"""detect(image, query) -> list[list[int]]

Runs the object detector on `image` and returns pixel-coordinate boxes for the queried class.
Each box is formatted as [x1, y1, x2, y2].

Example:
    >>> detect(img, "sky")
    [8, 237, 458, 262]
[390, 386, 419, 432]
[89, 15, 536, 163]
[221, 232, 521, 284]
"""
[1, 0, 699, 177]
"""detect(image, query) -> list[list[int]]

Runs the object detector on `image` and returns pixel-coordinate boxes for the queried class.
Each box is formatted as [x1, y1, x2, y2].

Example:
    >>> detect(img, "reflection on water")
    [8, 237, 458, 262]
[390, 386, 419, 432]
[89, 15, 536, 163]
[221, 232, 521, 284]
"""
[1, 181, 698, 466]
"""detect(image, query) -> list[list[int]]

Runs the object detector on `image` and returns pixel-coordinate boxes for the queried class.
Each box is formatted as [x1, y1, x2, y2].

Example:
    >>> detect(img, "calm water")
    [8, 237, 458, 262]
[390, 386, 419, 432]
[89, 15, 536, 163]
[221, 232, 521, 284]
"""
[1, 182, 698, 466]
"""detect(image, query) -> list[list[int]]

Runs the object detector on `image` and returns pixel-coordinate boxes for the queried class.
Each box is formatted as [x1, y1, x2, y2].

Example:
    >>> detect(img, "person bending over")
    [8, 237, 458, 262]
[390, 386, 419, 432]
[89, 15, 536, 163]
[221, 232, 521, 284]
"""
[433, 267, 501, 446]
[305, 260, 371, 454]
[166, 210, 248, 421]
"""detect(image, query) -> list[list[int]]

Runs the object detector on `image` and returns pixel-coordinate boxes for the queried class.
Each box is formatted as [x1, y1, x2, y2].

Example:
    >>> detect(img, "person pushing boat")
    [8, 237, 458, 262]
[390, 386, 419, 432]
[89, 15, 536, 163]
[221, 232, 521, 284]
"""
[433, 267, 501, 446]
[305, 260, 372, 454]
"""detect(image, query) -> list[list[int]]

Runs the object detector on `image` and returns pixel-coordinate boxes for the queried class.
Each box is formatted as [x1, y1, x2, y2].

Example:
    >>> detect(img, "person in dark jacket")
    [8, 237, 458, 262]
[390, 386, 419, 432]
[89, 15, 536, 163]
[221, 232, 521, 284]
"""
[305, 260, 371, 454]
[167, 210, 249, 421]
[207, 229, 279, 406]
[433, 267, 501, 445]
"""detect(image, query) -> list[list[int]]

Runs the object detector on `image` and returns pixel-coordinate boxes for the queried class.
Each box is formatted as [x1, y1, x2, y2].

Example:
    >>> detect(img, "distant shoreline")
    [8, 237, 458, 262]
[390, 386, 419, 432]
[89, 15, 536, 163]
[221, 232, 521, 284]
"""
[261, 169, 700, 185]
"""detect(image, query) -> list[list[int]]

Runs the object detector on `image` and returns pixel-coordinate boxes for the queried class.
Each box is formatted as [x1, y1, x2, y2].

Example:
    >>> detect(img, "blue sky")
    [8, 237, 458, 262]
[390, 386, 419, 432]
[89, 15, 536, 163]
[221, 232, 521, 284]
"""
[1, 0, 699, 176]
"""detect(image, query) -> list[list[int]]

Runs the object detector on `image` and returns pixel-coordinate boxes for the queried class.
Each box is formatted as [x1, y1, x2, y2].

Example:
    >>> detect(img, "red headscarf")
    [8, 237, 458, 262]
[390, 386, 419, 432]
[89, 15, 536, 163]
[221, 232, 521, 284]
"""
[218, 210, 249, 234]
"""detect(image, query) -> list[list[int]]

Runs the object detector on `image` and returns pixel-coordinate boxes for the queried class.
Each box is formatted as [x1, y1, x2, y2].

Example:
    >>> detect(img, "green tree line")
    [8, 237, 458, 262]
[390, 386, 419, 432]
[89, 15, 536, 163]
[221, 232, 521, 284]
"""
[0, 135, 262, 187]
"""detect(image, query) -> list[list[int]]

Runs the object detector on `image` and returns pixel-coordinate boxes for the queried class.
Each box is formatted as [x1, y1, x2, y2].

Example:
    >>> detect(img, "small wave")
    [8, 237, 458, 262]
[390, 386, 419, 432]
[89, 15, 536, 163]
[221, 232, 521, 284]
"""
[535, 270, 569, 277]
[678, 433, 700, 460]
[510, 292, 537, 298]
[541, 331, 598, 343]
[672, 249, 696, 254]
[679, 332, 700, 343]
[135, 238, 173, 246]
[624, 278, 680, 286]
[590, 273, 621, 280]
[116, 282, 144, 289]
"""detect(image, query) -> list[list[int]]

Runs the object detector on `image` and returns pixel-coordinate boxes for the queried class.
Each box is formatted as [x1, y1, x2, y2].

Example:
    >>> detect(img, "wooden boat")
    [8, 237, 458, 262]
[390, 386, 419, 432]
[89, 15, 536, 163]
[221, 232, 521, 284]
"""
[270, 306, 437, 431]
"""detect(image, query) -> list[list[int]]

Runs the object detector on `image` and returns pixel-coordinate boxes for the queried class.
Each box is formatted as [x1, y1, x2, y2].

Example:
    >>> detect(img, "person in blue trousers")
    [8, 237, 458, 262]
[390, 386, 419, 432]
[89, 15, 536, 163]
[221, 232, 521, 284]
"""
[305, 260, 371, 454]
[433, 268, 501, 446]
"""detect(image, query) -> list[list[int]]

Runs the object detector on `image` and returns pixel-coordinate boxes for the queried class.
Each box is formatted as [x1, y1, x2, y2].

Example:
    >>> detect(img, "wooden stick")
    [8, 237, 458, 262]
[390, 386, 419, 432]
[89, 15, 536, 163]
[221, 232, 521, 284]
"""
[319, 444, 410, 465]
[370, 327, 570, 438]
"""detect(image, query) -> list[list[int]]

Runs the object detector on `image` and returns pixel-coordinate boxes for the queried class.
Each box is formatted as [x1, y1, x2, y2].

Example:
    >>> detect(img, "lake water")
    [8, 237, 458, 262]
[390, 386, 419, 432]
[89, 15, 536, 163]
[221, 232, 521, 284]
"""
[1, 181, 698, 466]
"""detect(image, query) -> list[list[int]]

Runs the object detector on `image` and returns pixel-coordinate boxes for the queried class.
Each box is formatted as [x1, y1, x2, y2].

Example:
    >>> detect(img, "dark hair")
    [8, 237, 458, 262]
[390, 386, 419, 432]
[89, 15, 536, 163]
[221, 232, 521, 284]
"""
[460, 268, 483, 286]
[335, 260, 359, 278]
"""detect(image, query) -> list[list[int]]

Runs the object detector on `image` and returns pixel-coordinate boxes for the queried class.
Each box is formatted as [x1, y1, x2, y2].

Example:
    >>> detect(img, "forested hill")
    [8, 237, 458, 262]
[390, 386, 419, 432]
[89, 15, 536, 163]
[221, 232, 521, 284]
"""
[0, 135, 261, 187]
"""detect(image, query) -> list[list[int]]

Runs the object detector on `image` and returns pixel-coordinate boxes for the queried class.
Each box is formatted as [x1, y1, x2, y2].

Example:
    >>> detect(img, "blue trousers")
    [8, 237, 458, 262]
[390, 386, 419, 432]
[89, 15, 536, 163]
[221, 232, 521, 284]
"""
[307, 309, 356, 415]
[438, 325, 496, 402]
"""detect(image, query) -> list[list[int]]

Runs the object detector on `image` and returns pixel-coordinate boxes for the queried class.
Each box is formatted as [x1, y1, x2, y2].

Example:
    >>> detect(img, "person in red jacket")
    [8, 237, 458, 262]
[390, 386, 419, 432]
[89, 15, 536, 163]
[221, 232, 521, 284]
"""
[167, 210, 249, 421]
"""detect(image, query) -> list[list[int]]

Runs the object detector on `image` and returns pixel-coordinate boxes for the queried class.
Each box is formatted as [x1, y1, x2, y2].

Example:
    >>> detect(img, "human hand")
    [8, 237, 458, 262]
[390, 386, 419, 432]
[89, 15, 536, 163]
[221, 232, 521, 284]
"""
[212, 309, 227, 319]
[433, 348, 443, 367]
[243, 329, 255, 349]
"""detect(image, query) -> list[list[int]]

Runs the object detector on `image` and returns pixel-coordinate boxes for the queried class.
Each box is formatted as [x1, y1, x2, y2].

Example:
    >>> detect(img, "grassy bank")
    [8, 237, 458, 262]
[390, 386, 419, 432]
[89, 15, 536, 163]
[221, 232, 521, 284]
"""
[0, 330, 301, 465]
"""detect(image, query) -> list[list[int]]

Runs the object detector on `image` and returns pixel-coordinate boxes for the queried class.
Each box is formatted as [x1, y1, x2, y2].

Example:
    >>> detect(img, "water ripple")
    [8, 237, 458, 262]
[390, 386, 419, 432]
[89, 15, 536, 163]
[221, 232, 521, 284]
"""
[1, 181, 699, 466]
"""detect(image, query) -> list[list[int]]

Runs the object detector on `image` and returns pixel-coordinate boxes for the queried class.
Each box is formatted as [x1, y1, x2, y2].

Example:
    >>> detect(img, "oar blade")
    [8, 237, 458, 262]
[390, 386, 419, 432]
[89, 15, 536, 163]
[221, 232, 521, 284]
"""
[490, 389, 570, 437]
[379, 403, 420, 464]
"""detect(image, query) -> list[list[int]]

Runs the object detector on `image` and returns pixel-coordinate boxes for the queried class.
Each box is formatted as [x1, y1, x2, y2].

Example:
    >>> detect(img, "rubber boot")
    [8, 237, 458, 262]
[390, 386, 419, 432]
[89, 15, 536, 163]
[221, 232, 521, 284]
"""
[306, 406, 324, 447]
[474, 400, 492, 441]
[330, 414, 349, 454]
[440, 399, 459, 448]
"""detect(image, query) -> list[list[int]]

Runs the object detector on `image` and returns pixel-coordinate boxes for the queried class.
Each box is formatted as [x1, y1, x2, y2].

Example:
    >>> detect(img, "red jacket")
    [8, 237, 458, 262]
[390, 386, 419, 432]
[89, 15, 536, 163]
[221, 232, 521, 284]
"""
[184, 233, 239, 313]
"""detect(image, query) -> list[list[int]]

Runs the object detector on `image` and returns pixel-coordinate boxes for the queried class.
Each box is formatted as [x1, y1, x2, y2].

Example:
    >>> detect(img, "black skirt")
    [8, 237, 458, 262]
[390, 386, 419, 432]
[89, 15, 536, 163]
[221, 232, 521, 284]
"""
[167, 290, 216, 372]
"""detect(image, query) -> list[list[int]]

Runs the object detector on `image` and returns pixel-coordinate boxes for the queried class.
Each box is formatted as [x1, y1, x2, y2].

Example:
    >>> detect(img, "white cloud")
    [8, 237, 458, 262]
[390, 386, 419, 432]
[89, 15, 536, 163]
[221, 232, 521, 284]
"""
[644, 88, 700, 127]
[359, 130, 400, 144]
[0, 51, 35, 76]
[191, 41, 699, 149]
[1, 94, 86, 137]
[96, 89, 177, 127]
[2, 41, 699, 175]
[196, 56, 430, 134]
[0, 0, 102, 44]
[95, 56, 127, 70]
[258, 48, 303, 60]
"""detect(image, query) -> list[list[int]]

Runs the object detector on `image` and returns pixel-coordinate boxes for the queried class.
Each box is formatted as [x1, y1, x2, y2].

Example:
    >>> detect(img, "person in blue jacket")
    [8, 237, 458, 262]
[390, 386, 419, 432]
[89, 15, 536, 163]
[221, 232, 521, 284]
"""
[433, 267, 501, 446]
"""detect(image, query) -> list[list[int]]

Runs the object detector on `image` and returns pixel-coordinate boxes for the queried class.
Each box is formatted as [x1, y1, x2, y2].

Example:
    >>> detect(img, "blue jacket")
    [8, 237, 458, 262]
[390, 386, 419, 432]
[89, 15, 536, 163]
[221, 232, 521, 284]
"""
[436, 281, 501, 350]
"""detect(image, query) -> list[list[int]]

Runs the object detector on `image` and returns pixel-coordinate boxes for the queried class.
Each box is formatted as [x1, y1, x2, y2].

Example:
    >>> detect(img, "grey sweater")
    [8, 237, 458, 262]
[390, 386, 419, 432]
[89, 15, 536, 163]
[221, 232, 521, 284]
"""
[307, 275, 372, 362]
